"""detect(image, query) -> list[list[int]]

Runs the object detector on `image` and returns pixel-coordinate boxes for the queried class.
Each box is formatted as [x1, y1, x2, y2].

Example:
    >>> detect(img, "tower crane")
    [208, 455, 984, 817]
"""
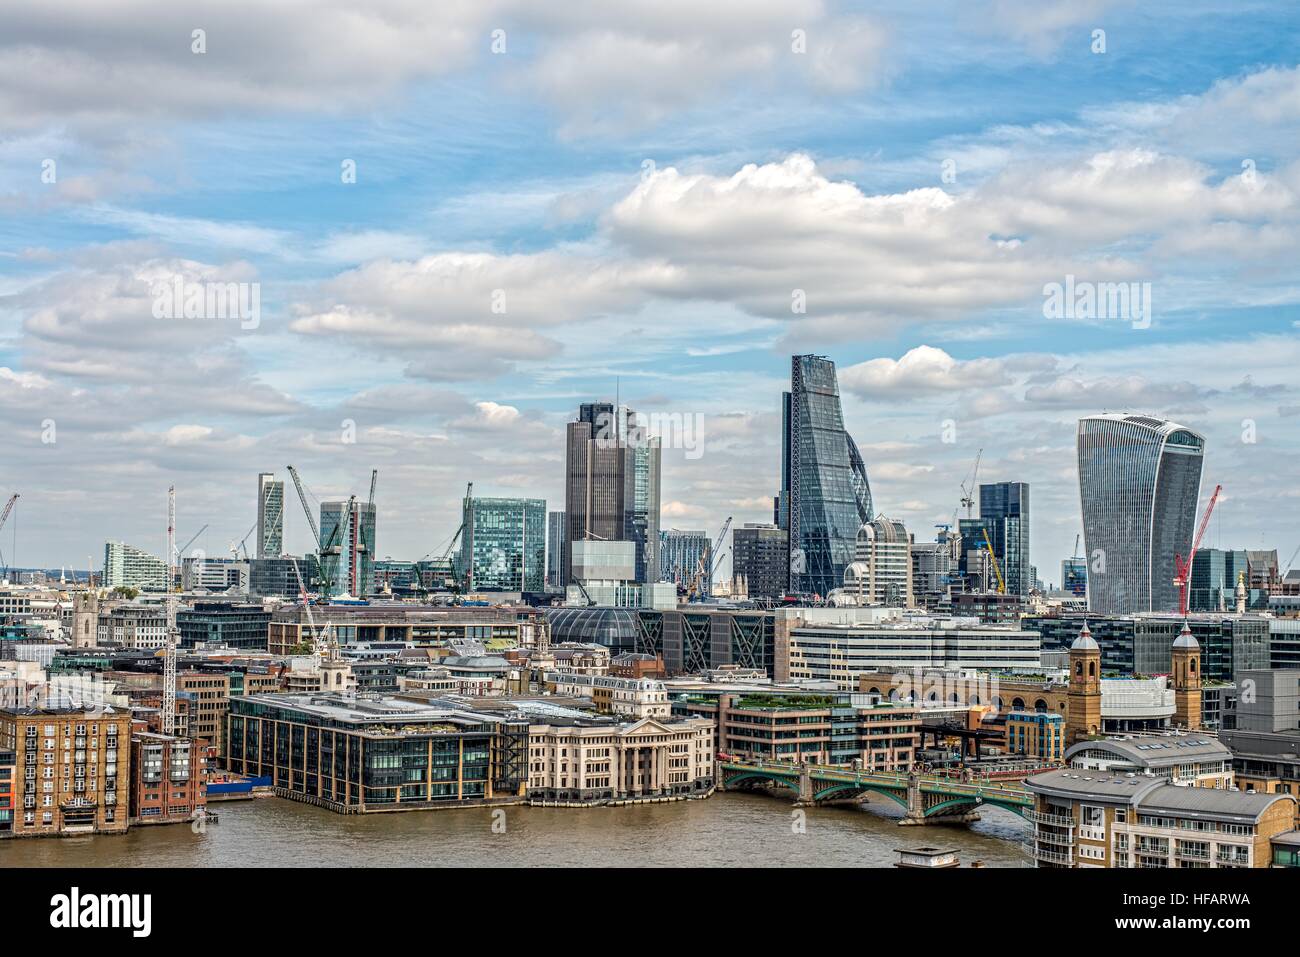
[287, 465, 348, 600]
[289, 549, 338, 663]
[0, 493, 18, 581]
[162, 595, 179, 734]
[1174, 483, 1222, 617]
[981, 527, 1005, 595]
[959, 449, 983, 519]
[689, 516, 731, 599]
[433, 482, 472, 594]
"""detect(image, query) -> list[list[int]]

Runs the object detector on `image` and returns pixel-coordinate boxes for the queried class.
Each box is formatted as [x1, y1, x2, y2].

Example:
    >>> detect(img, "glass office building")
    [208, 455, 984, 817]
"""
[778, 355, 874, 598]
[563, 403, 660, 585]
[660, 529, 711, 594]
[1077, 414, 1205, 614]
[319, 500, 377, 598]
[256, 472, 284, 558]
[461, 496, 546, 592]
[1189, 548, 1250, 612]
[979, 481, 1030, 596]
[546, 510, 566, 591]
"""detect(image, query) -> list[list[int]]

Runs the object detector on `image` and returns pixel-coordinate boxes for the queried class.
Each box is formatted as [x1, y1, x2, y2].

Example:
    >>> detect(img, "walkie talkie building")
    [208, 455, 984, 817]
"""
[1077, 414, 1205, 615]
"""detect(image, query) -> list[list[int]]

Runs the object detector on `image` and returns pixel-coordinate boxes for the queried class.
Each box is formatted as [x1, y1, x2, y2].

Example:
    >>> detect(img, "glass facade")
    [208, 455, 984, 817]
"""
[225, 697, 528, 811]
[660, 529, 710, 594]
[461, 497, 546, 591]
[319, 500, 377, 597]
[979, 482, 1030, 596]
[563, 403, 660, 585]
[780, 355, 873, 597]
[732, 524, 789, 599]
[1189, 548, 1249, 612]
[1077, 414, 1204, 614]
[546, 510, 566, 590]
[256, 473, 284, 559]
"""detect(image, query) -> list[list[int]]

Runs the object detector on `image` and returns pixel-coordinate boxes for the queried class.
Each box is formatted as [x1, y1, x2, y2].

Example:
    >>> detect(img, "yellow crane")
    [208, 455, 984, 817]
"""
[981, 527, 1005, 595]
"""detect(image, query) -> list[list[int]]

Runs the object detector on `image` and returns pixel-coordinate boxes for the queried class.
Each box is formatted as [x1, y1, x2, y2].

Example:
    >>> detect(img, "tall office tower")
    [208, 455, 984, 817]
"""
[1077, 413, 1205, 615]
[319, 500, 377, 598]
[978, 482, 1030, 596]
[563, 402, 660, 586]
[546, 510, 566, 591]
[660, 529, 711, 594]
[461, 496, 546, 591]
[731, 523, 789, 599]
[777, 355, 873, 597]
[256, 472, 284, 559]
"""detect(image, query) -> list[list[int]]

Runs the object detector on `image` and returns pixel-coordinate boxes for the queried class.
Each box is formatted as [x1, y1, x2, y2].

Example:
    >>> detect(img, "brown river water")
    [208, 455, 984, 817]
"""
[3, 791, 1032, 868]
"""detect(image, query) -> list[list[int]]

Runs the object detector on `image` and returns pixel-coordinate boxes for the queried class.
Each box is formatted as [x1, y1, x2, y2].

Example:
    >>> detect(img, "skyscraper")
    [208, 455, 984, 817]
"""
[256, 472, 284, 559]
[732, 523, 789, 599]
[546, 510, 566, 591]
[563, 402, 660, 585]
[660, 529, 711, 595]
[461, 496, 546, 592]
[1077, 413, 1205, 615]
[319, 500, 376, 598]
[777, 355, 873, 597]
[978, 481, 1030, 596]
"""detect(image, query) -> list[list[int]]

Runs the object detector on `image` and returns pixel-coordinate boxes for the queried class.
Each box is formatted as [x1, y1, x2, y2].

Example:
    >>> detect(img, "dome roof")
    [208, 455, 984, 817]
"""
[1172, 620, 1200, 650]
[1070, 620, 1099, 651]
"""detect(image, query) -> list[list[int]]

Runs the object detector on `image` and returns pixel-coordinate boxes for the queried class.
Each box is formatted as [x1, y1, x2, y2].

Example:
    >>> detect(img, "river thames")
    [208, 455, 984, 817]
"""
[4, 791, 1032, 867]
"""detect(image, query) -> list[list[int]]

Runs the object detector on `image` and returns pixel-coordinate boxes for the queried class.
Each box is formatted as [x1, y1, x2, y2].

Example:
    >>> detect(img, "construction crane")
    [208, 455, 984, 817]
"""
[0, 493, 18, 581]
[179, 524, 209, 558]
[1286, 542, 1300, 577]
[432, 482, 472, 594]
[162, 596, 179, 734]
[287, 465, 346, 599]
[1174, 483, 1222, 617]
[289, 550, 338, 663]
[688, 516, 732, 600]
[167, 485, 176, 575]
[230, 521, 256, 560]
[981, 526, 1005, 595]
[959, 449, 983, 519]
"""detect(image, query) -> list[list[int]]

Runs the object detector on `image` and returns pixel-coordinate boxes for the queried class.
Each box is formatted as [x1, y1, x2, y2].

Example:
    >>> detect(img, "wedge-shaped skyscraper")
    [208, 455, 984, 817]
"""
[777, 355, 874, 598]
[1077, 413, 1205, 615]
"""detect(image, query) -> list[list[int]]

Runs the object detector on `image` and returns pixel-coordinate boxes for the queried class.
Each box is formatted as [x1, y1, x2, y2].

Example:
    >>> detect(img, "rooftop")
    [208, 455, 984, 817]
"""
[1065, 733, 1231, 769]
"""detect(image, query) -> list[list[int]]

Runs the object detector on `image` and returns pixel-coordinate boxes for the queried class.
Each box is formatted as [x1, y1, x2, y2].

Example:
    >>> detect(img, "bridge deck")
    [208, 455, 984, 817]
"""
[719, 759, 1032, 808]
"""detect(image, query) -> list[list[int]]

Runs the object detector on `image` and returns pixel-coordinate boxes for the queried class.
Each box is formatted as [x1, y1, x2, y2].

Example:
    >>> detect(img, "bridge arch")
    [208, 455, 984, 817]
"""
[924, 795, 1029, 819]
[722, 770, 801, 797]
[812, 781, 909, 807]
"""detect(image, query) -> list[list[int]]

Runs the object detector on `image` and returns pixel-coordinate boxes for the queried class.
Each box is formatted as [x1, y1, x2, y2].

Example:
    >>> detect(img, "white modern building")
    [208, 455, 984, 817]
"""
[785, 614, 1041, 690]
[842, 516, 914, 607]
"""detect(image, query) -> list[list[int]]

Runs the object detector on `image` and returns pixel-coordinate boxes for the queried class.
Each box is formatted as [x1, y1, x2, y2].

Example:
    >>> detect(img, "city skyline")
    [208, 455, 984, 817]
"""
[2, 3, 1299, 584]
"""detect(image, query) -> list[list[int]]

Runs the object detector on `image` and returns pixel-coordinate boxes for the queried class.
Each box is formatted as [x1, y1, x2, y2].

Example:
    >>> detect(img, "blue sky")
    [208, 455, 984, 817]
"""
[2, 0, 1299, 580]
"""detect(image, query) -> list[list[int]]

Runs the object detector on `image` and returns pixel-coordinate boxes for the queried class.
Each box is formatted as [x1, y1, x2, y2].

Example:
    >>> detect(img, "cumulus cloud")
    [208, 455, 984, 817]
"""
[840, 346, 1017, 397]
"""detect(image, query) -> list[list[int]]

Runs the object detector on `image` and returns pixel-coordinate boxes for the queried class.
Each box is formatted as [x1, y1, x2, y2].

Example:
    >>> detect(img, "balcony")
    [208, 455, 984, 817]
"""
[1034, 828, 1075, 847]
[1031, 844, 1074, 866]
[1025, 808, 1075, 828]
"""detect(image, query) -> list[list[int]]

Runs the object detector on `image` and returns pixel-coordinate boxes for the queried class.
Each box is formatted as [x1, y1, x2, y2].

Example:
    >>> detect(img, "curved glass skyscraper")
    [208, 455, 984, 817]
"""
[778, 355, 874, 597]
[1077, 414, 1205, 615]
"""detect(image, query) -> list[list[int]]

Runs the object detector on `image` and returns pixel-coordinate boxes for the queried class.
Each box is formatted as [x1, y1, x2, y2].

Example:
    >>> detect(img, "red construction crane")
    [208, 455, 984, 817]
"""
[1173, 483, 1222, 617]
